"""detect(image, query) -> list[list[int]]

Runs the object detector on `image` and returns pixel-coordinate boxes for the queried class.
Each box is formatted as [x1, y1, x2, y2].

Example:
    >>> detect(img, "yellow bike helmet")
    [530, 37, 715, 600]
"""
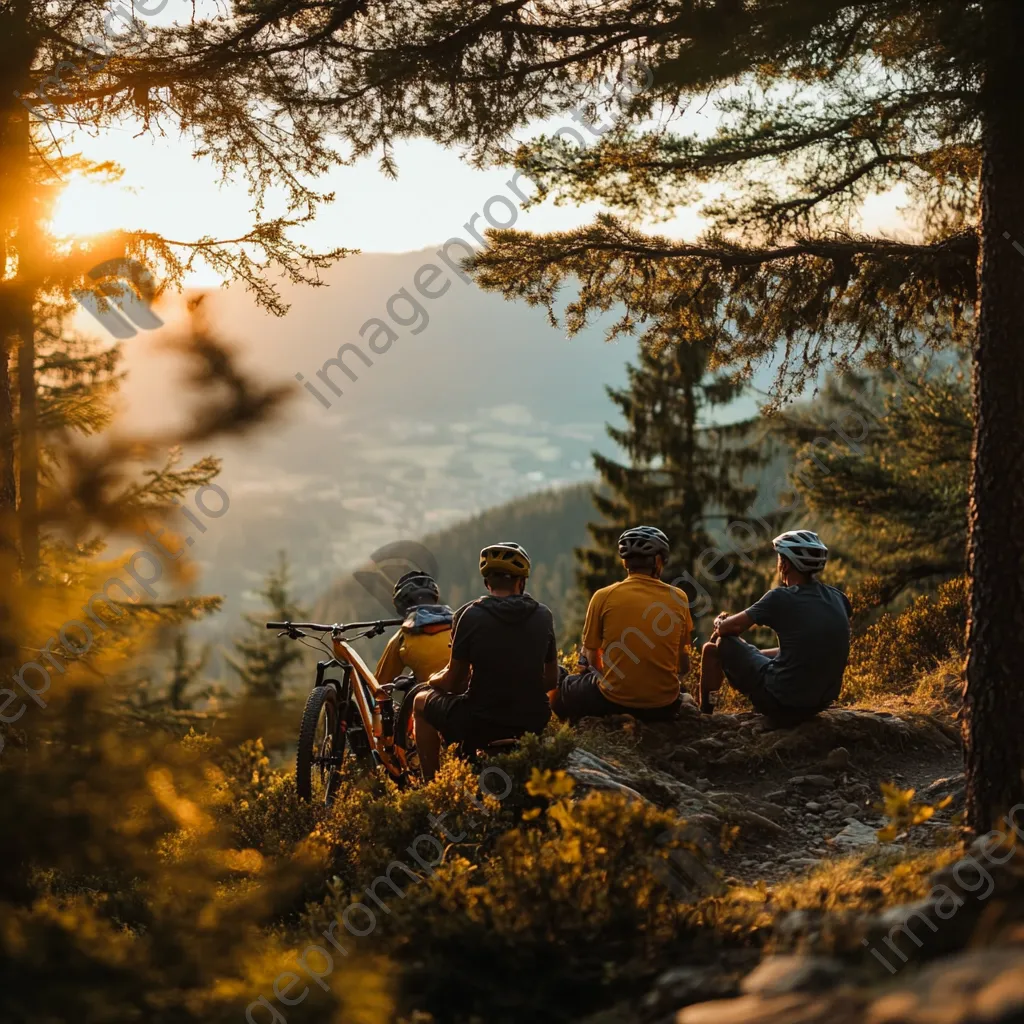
[479, 541, 531, 578]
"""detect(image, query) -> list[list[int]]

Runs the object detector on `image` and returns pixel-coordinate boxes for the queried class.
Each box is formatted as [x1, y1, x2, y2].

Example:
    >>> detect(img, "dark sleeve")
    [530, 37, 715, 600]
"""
[543, 606, 557, 663]
[746, 588, 784, 628]
[450, 604, 477, 661]
[839, 589, 853, 618]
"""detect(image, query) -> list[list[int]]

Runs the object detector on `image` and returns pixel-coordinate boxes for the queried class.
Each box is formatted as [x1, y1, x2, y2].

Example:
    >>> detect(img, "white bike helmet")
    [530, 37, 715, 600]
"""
[617, 525, 670, 560]
[772, 530, 829, 574]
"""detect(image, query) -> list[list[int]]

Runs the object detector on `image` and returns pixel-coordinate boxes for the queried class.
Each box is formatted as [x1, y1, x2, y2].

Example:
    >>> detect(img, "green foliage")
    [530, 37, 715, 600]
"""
[0, 313, 357, 1024]
[579, 338, 772, 619]
[227, 552, 308, 700]
[876, 782, 956, 843]
[774, 364, 971, 609]
[845, 576, 968, 702]
[347, 774, 694, 1021]
[0, 691, 378, 1024]
[695, 847, 961, 957]
[131, 626, 215, 712]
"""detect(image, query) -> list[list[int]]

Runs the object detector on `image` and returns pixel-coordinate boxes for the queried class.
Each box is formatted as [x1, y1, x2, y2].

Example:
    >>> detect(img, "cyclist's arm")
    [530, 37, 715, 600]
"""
[678, 645, 690, 676]
[428, 658, 470, 695]
[714, 610, 754, 637]
[543, 656, 559, 689]
[375, 633, 404, 685]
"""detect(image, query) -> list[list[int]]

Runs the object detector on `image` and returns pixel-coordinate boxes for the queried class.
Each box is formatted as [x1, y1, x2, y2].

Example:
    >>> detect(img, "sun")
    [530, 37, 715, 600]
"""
[47, 174, 143, 240]
[48, 172, 227, 287]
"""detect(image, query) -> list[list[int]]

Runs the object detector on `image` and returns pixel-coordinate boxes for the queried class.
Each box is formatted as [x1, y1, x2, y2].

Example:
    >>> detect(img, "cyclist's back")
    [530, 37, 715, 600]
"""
[413, 542, 558, 779]
[552, 526, 691, 723]
[450, 591, 554, 736]
[585, 573, 690, 708]
[375, 572, 453, 685]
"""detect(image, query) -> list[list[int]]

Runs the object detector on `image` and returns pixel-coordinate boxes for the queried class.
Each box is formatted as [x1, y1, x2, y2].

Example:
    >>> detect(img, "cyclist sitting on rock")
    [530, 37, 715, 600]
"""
[551, 526, 692, 724]
[699, 530, 851, 723]
[375, 572, 454, 697]
[412, 542, 556, 781]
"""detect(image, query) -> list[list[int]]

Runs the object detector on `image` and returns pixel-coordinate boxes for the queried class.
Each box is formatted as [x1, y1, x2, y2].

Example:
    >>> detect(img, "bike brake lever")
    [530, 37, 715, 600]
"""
[278, 627, 307, 640]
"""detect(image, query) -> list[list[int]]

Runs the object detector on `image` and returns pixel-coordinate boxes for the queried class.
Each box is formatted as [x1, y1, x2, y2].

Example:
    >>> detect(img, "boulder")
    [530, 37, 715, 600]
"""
[824, 747, 851, 770]
[828, 819, 898, 853]
[676, 948, 1024, 1024]
[643, 965, 739, 1015]
[789, 775, 836, 790]
[677, 993, 860, 1024]
[564, 749, 648, 803]
[741, 955, 847, 996]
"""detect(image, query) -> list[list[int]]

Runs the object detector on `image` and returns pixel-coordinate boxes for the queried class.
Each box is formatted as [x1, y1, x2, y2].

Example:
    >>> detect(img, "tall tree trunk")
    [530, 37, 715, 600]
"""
[14, 94, 38, 572]
[0, 108, 21, 524]
[963, 0, 1024, 832]
[16, 295, 36, 572]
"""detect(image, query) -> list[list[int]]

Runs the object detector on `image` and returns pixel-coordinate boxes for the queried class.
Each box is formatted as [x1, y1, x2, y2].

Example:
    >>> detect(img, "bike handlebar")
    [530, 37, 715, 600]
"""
[266, 619, 403, 633]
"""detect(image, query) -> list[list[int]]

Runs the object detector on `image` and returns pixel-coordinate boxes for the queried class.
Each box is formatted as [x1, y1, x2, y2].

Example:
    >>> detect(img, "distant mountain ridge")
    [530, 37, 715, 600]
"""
[315, 482, 596, 652]
[119, 248, 777, 634]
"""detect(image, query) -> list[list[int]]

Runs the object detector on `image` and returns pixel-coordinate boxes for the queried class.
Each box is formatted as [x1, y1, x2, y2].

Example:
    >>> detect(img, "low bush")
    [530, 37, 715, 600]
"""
[312, 770, 698, 1022]
[843, 576, 967, 703]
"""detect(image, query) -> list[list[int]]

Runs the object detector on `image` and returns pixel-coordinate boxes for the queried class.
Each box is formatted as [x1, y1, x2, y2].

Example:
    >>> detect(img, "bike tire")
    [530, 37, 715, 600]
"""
[295, 684, 343, 803]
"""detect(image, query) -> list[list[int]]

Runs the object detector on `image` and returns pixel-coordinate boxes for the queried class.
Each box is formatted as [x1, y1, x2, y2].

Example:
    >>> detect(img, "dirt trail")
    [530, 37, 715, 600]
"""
[569, 700, 964, 884]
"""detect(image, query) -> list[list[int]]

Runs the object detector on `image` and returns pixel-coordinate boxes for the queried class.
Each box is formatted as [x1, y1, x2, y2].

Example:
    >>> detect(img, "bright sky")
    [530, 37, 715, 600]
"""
[49, 130, 909, 289]
[45, 16, 908, 275]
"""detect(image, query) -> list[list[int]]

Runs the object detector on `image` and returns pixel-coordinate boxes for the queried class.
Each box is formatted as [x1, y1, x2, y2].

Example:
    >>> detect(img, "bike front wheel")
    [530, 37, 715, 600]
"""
[296, 683, 347, 804]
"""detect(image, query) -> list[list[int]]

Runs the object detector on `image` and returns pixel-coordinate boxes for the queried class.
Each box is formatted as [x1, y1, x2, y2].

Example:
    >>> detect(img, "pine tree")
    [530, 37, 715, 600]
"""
[774, 363, 971, 612]
[281, 0, 1017, 830]
[2, 4, 352, 570]
[578, 338, 768, 614]
[227, 553, 306, 701]
[130, 626, 214, 713]
[0, 312, 360, 1024]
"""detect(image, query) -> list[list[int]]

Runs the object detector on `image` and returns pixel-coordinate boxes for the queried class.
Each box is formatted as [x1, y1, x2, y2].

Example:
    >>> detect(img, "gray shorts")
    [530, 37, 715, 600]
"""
[718, 636, 773, 692]
[717, 637, 825, 723]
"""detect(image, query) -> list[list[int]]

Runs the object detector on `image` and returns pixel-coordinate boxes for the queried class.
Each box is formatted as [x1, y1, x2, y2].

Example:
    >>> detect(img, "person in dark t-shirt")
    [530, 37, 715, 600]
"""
[699, 530, 852, 723]
[412, 541, 557, 779]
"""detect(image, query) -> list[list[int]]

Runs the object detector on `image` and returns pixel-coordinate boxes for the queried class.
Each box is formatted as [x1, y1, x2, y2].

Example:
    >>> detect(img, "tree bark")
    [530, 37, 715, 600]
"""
[0, 108, 22, 523]
[963, 0, 1024, 832]
[16, 293, 37, 572]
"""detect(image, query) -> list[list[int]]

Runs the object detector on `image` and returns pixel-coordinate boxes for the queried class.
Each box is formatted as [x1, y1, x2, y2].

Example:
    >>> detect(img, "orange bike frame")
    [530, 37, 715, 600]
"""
[331, 636, 409, 779]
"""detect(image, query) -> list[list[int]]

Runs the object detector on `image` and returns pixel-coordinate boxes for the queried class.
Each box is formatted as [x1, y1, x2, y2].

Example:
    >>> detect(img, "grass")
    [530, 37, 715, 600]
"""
[692, 846, 962, 956]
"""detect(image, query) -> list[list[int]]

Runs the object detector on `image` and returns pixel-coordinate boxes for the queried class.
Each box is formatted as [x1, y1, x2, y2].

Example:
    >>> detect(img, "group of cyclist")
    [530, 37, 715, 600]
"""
[376, 526, 852, 780]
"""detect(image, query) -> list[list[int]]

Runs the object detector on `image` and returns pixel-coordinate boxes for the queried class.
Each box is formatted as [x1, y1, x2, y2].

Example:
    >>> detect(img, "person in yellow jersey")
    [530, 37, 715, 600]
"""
[375, 572, 454, 696]
[551, 526, 692, 723]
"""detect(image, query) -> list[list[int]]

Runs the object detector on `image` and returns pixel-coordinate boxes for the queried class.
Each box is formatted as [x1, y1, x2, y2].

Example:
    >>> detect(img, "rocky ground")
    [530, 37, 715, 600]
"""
[565, 699, 1024, 1024]
[568, 695, 964, 881]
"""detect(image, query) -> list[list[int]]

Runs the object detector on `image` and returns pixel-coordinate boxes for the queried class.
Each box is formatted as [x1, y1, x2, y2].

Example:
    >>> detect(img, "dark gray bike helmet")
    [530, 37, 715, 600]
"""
[392, 571, 440, 614]
[617, 525, 670, 560]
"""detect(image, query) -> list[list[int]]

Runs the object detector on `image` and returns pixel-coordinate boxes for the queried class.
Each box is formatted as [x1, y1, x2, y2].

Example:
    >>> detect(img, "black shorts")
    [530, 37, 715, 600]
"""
[717, 637, 825, 724]
[554, 670, 680, 725]
[421, 690, 549, 745]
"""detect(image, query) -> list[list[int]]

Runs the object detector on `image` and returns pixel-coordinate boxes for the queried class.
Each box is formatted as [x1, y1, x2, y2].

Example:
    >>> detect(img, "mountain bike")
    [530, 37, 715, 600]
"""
[267, 619, 423, 803]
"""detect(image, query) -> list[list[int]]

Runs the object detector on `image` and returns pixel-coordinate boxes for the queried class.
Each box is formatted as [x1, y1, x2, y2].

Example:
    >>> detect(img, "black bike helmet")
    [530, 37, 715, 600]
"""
[392, 571, 441, 614]
[617, 525, 670, 560]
